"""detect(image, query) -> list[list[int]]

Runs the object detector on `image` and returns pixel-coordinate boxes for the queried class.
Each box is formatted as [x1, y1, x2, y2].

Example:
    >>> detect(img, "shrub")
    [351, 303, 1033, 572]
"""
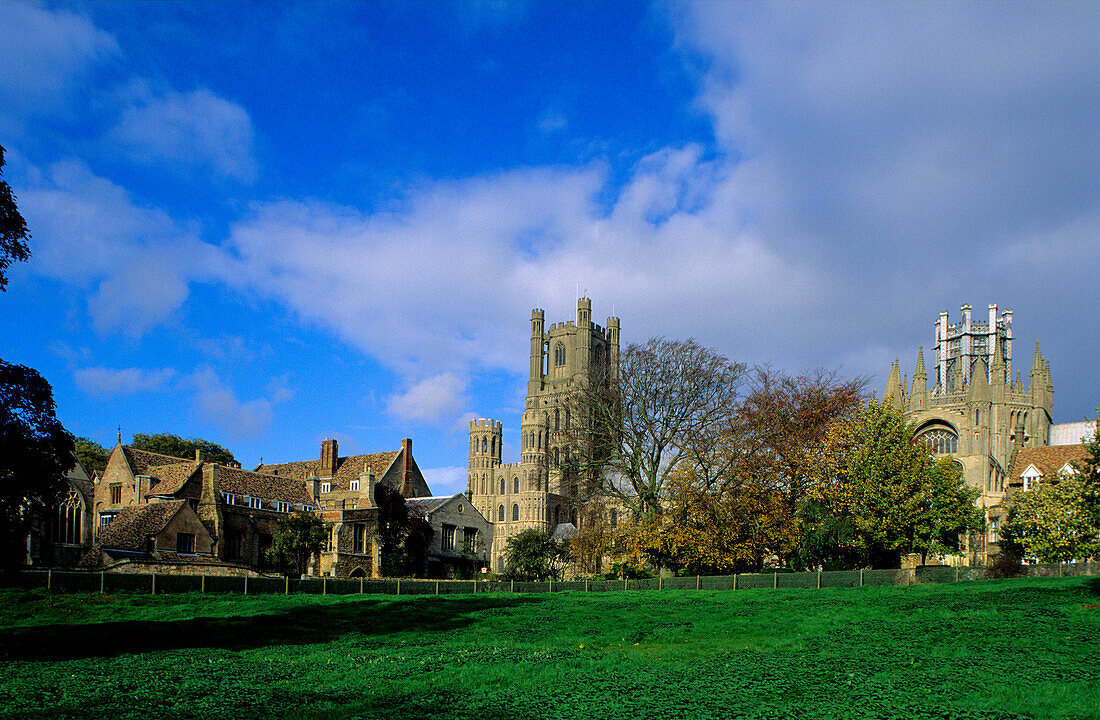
[984, 552, 1026, 579]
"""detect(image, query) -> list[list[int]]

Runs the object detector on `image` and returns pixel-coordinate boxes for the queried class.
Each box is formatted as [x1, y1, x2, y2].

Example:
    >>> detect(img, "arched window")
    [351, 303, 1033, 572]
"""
[491, 436, 496, 456]
[481, 474, 487, 494]
[565, 408, 570, 429]
[512, 504, 519, 521]
[554, 409, 560, 430]
[51, 487, 83, 545]
[513, 477, 519, 493]
[555, 342, 566, 367]
[553, 447, 559, 465]
[500, 478, 505, 494]
[481, 437, 487, 453]
[917, 427, 958, 454]
[497, 505, 505, 522]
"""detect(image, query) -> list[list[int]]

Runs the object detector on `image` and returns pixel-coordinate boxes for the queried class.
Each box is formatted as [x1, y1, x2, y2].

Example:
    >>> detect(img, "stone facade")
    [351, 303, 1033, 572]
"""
[884, 303, 1056, 565]
[468, 297, 620, 571]
[407, 494, 491, 578]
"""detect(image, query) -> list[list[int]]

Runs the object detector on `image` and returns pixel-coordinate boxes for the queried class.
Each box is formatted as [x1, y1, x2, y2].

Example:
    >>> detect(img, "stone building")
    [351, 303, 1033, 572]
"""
[883, 302, 1081, 565]
[467, 297, 620, 571]
[25, 457, 95, 568]
[406, 494, 491, 578]
[82, 439, 317, 573]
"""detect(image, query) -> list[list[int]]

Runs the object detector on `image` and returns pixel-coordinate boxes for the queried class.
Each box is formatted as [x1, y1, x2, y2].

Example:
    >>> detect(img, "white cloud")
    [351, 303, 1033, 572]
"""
[73, 366, 176, 397]
[386, 373, 470, 425]
[0, 3, 118, 125]
[187, 367, 281, 442]
[107, 83, 257, 182]
[16, 159, 226, 335]
[422, 466, 469, 497]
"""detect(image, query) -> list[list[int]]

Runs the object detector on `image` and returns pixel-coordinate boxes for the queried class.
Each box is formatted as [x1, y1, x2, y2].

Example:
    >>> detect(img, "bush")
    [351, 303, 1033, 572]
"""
[984, 552, 1026, 579]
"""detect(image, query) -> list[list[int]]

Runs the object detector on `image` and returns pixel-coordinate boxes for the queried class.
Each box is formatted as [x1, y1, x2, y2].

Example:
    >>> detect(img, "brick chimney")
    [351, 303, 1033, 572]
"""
[401, 438, 412, 496]
[320, 438, 338, 479]
[197, 463, 223, 557]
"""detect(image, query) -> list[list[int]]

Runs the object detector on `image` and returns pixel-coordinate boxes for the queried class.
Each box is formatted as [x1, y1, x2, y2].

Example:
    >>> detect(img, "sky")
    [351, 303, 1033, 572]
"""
[1, 1, 1097, 496]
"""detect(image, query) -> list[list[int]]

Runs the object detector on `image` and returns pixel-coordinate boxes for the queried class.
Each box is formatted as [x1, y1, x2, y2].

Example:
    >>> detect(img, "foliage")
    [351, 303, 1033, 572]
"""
[0, 360, 75, 570]
[374, 484, 433, 577]
[794, 499, 862, 571]
[1005, 472, 1100, 563]
[269, 511, 327, 577]
[0, 145, 31, 293]
[828, 401, 983, 567]
[567, 337, 746, 519]
[502, 528, 570, 581]
[0, 578, 1097, 719]
[131, 433, 237, 465]
[73, 437, 108, 477]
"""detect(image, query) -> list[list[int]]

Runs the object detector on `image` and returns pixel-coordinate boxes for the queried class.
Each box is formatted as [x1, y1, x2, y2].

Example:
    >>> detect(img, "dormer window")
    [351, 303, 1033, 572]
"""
[249, 496, 262, 509]
[223, 492, 236, 506]
[321, 482, 332, 493]
[1021, 466, 1043, 492]
[350, 479, 360, 491]
[277, 501, 290, 513]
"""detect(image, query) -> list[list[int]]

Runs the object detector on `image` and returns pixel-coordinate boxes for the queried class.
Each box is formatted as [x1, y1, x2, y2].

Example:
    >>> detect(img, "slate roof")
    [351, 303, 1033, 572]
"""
[80, 500, 190, 567]
[217, 466, 314, 505]
[1008, 444, 1089, 481]
[256, 451, 401, 492]
[406, 495, 463, 514]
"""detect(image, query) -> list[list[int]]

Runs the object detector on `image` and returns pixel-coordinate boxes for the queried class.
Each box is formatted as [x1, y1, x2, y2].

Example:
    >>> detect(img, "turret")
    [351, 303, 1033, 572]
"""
[469, 419, 503, 472]
[606, 315, 620, 380]
[576, 297, 591, 375]
[529, 308, 545, 396]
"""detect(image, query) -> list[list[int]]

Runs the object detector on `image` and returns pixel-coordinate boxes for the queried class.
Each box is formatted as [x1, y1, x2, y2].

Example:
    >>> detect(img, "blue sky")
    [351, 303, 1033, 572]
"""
[2, 1, 1097, 496]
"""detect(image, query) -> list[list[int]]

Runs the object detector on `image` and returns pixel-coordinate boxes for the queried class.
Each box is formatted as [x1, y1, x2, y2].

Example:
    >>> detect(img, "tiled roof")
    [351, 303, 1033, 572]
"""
[80, 501, 188, 568]
[256, 451, 400, 492]
[123, 446, 194, 475]
[144, 462, 200, 496]
[217, 466, 314, 505]
[1008, 444, 1089, 480]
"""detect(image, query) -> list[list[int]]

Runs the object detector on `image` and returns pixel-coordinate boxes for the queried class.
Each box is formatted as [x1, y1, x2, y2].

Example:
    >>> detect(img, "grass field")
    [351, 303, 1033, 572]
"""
[0, 576, 1097, 720]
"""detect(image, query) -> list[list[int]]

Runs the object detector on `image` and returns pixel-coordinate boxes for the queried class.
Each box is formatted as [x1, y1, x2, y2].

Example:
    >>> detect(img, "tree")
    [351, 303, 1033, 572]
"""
[374, 483, 433, 577]
[1005, 473, 1100, 563]
[0, 359, 75, 569]
[270, 511, 327, 577]
[131, 433, 237, 465]
[74, 437, 108, 477]
[502, 528, 570, 581]
[568, 337, 746, 519]
[0, 145, 31, 293]
[828, 401, 983, 567]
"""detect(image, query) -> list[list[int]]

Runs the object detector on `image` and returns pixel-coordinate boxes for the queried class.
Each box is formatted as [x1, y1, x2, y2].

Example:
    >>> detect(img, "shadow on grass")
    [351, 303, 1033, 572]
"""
[0, 593, 547, 662]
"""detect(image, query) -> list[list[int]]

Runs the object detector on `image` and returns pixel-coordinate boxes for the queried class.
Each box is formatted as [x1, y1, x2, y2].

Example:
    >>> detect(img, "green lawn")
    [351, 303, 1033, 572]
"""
[0, 576, 1097, 719]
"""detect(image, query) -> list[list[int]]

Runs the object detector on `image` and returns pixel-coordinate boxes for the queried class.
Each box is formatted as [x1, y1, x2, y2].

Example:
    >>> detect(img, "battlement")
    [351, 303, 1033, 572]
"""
[547, 321, 577, 332]
[470, 419, 502, 430]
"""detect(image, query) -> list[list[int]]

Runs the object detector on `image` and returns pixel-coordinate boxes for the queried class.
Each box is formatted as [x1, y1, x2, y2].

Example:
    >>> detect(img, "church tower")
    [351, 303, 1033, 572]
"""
[468, 298, 621, 571]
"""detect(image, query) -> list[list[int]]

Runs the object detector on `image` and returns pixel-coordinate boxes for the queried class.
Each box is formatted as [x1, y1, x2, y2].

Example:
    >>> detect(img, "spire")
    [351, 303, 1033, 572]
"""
[914, 345, 926, 378]
[1015, 370, 1022, 391]
[117, 426, 122, 446]
[990, 336, 1005, 385]
[1030, 340, 1042, 375]
[952, 359, 965, 393]
[885, 359, 904, 409]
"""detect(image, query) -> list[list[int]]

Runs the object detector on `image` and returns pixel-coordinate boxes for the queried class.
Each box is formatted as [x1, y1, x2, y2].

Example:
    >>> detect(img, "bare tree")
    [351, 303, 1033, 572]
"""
[565, 337, 746, 519]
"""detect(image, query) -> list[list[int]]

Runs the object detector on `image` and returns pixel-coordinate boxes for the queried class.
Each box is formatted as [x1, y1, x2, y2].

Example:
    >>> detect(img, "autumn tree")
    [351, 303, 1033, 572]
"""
[567, 337, 746, 519]
[1005, 473, 1099, 563]
[0, 360, 75, 570]
[131, 433, 237, 466]
[0, 145, 31, 293]
[829, 401, 983, 567]
[74, 437, 108, 477]
[270, 510, 327, 577]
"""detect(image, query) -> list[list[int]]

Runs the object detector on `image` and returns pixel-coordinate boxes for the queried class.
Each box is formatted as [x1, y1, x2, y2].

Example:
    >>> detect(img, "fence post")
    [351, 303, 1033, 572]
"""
[47, 568, 52, 593]
[285, 576, 289, 595]
[435, 581, 439, 595]
[360, 577, 364, 594]
[201, 574, 205, 594]
[733, 574, 738, 591]
[100, 571, 105, 594]
[696, 575, 700, 591]
[659, 576, 663, 591]
[396, 579, 401, 595]
[773, 572, 777, 590]
[623, 577, 628, 591]
[955, 567, 960, 582]
[510, 579, 514, 593]
[323, 577, 327, 596]
[817, 571, 821, 589]
[585, 579, 589, 592]
[151, 573, 156, 595]
[244, 575, 248, 595]
[860, 569, 864, 587]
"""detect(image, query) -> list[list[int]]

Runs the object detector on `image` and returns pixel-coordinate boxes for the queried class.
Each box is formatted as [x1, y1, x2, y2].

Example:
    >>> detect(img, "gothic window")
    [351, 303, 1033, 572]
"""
[481, 474, 487, 494]
[512, 504, 519, 521]
[565, 408, 570, 430]
[555, 342, 566, 367]
[491, 436, 496, 455]
[497, 504, 505, 522]
[481, 437, 487, 453]
[109, 483, 122, 505]
[553, 447, 559, 466]
[500, 478, 506, 494]
[51, 487, 84, 545]
[513, 477, 519, 493]
[554, 409, 560, 430]
[917, 428, 958, 454]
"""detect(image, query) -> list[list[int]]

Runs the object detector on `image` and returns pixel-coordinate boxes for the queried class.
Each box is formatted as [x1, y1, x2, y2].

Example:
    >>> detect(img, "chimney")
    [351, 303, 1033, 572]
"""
[195, 448, 204, 463]
[197, 464, 223, 556]
[401, 438, 412, 496]
[320, 438, 338, 479]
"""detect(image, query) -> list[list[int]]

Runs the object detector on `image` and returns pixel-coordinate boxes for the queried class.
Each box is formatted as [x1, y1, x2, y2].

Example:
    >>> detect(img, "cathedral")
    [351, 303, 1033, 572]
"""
[883, 303, 1066, 565]
[467, 298, 619, 570]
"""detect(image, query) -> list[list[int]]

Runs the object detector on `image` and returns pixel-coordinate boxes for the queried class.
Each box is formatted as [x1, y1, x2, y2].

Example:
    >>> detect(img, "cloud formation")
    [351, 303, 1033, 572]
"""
[187, 367, 281, 442]
[386, 373, 470, 425]
[73, 366, 176, 397]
